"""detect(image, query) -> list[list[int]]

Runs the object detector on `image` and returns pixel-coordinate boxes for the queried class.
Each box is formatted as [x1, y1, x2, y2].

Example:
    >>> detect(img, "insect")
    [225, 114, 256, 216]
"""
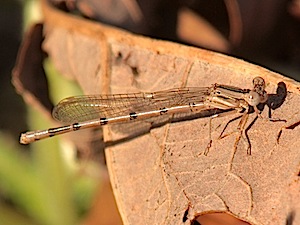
[20, 77, 270, 154]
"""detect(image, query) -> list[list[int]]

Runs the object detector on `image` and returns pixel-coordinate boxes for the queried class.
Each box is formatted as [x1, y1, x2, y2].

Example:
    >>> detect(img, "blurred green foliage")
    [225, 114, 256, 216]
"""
[0, 1, 101, 225]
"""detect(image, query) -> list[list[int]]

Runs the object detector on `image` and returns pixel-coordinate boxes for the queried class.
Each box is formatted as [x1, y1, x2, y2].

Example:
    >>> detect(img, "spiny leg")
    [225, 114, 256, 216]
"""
[218, 114, 243, 139]
[219, 107, 264, 155]
[232, 107, 281, 155]
[244, 115, 259, 155]
[233, 112, 250, 154]
[203, 116, 213, 156]
[203, 110, 240, 156]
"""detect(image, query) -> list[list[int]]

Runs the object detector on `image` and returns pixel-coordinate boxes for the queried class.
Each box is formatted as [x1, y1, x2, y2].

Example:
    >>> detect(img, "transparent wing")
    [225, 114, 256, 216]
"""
[52, 87, 212, 123]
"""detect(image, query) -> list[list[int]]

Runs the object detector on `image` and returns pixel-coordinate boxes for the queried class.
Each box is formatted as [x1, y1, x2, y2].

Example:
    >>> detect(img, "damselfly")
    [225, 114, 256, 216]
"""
[20, 77, 269, 154]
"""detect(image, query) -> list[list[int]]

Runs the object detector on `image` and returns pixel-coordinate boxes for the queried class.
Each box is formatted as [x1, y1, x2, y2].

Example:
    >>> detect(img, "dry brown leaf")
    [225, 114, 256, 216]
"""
[16, 1, 300, 224]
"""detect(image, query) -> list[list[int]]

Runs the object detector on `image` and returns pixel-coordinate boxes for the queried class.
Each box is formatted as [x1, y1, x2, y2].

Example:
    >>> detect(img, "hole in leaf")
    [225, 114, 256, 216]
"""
[193, 212, 251, 225]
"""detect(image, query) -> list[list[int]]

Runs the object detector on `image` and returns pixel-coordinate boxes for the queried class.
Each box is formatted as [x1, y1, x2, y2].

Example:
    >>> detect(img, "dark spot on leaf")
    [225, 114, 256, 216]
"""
[131, 66, 139, 76]
[286, 211, 295, 225]
[182, 207, 189, 222]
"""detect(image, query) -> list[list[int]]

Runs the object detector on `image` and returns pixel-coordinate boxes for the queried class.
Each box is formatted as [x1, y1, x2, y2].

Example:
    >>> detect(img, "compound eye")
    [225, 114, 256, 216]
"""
[253, 77, 265, 88]
[246, 91, 261, 106]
